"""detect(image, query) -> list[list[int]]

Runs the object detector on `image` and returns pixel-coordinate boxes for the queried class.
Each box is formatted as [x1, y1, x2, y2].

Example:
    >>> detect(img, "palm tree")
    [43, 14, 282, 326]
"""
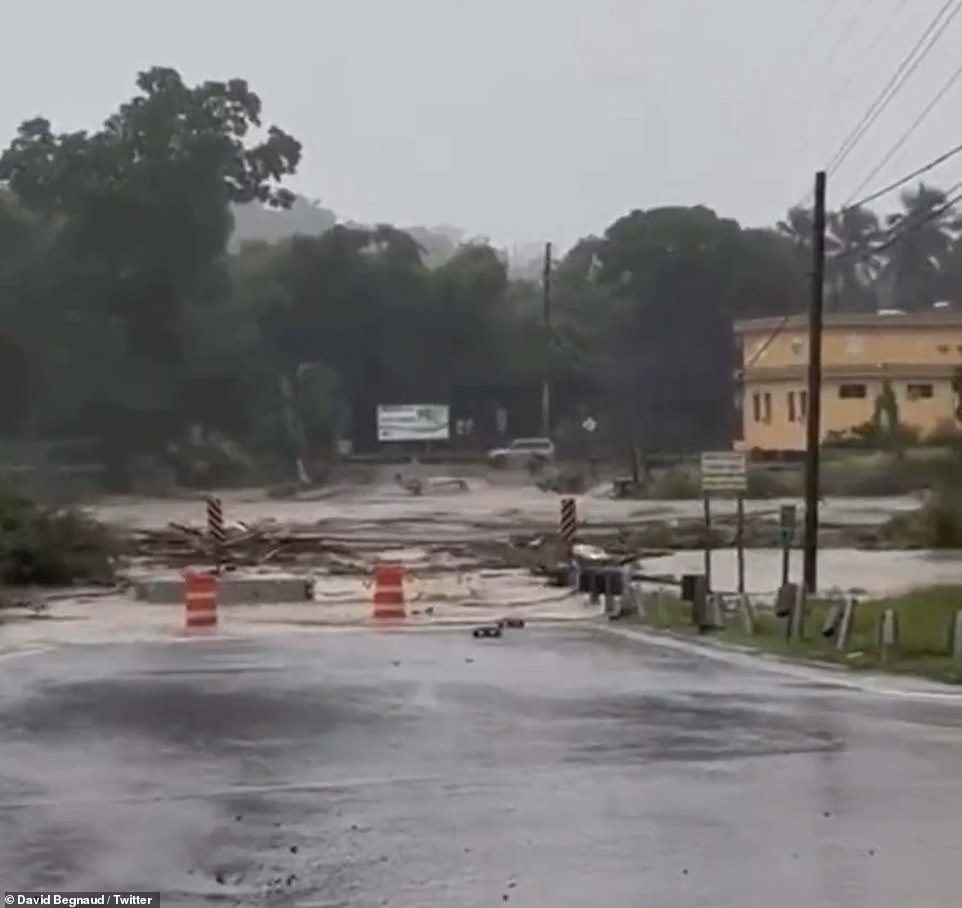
[826, 205, 882, 311]
[776, 206, 814, 258]
[881, 183, 959, 310]
[938, 235, 962, 304]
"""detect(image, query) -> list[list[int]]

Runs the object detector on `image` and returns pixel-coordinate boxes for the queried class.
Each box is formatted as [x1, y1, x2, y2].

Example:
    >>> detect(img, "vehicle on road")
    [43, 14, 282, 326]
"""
[486, 436, 555, 468]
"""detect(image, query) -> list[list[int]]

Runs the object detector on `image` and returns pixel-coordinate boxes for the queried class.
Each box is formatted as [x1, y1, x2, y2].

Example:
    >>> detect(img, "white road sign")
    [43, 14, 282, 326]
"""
[582, 417, 597, 433]
[377, 404, 450, 442]
[700, 451, 747, 494]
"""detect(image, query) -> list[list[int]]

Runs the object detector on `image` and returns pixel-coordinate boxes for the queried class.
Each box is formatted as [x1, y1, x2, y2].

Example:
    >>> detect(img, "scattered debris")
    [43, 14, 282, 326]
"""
[129, 520, 347, 566]
[472, 625, 502, 639]
[499, 617, 526, 629]
[393, 473, 470, 496]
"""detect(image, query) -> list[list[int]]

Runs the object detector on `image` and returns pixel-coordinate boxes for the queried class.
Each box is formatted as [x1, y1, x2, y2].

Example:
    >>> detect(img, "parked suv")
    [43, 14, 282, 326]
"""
[486, 437, 556, 468]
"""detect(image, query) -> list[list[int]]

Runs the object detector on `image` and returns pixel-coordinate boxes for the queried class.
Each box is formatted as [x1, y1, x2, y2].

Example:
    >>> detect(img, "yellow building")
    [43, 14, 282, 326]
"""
[735, 310, 962, 452]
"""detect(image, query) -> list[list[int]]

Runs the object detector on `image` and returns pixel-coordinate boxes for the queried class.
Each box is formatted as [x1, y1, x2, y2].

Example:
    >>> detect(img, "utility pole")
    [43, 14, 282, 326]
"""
[803, 171, 827, 594]
[541, 241, 552, 438]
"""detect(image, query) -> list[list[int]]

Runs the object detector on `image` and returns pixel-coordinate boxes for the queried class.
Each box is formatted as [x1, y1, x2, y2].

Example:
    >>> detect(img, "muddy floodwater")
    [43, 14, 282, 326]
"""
[89, 482, 956, 596]
[648, 548, 962, 595]
[89, 484, 925, 533]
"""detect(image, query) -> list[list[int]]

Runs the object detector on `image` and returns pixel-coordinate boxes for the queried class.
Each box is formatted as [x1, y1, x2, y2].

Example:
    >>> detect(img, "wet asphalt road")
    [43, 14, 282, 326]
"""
[2, 629, 961, 907]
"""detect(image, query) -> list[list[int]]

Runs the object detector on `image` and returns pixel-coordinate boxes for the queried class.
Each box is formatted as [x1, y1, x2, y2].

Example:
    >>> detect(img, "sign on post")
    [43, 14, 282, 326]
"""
[699, 451, 748, 595]
[699, 451, 748, 495]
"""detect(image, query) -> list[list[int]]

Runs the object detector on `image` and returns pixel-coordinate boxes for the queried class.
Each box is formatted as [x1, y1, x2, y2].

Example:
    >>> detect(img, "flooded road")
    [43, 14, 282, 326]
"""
[1, 628, 961, 906]
[88, 484, 924, 533]
[90, 482, 959, 596]
[648, 547, 962, 595]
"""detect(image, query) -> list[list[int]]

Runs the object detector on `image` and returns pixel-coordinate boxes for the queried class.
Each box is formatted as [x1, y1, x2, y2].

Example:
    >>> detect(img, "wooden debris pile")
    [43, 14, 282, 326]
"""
[127, 520, 357, 567]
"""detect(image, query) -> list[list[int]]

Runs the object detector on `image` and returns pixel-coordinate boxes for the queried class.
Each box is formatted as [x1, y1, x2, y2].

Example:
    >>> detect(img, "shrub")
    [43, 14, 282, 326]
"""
[0, 476, 117, 586]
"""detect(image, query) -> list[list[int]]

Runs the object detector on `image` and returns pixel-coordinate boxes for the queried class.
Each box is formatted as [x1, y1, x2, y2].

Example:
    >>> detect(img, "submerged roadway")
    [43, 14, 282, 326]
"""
[1, 626, 961, 907]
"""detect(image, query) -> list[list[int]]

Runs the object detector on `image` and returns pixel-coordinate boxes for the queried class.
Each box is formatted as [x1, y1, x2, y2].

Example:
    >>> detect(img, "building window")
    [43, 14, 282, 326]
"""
[752, 392, 761, 422]
[787, 391, 796, 423]
[763, 392, 772, 423]
[838, 383, 867, 399]
[799, 390, 808, 419]
[907, 382, 933, 400]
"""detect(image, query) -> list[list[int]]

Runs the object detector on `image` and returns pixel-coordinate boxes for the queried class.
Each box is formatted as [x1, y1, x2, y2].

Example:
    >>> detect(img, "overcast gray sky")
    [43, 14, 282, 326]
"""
[4, 0, 962, 249]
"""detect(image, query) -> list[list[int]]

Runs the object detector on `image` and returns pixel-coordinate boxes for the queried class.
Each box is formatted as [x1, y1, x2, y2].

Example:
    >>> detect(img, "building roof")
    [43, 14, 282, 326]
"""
[734, 309, 962, 334]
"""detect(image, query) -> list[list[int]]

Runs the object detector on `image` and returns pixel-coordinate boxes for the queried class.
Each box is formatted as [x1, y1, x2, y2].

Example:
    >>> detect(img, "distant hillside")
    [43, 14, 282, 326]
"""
[229, 197, 337, 250]
[230, 197, 542, 274]
[403, 224, 463, 268]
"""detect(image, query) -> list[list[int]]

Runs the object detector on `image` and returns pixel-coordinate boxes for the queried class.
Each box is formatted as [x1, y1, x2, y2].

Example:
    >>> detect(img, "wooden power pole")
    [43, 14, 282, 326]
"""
[541, 241, 552, 437]
[803, 171, 827, 594]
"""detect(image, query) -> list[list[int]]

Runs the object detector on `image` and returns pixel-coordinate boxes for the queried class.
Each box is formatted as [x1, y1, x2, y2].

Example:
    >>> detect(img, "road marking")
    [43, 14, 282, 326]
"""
[600, 624, 962, 703]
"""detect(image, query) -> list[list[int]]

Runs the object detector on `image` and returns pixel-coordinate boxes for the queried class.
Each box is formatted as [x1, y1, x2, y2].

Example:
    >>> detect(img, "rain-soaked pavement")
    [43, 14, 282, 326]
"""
[2, 627, 961, 907]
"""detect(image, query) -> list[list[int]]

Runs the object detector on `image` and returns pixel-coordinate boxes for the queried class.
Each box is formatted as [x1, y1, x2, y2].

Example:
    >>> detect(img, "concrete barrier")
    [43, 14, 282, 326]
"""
[134, 573, 313, 605]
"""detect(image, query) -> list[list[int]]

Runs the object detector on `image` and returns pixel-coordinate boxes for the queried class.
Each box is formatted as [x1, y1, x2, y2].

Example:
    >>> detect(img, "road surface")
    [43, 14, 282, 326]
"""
[1, 627, 960, 906]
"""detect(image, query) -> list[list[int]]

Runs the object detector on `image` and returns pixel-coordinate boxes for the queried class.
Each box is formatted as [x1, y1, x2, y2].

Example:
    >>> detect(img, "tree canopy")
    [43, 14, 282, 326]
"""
[1, 67, 961, 486]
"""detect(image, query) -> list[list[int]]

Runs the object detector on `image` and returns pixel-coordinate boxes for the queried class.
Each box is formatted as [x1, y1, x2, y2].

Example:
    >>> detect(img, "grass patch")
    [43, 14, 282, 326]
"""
[630, 584, 962, 684]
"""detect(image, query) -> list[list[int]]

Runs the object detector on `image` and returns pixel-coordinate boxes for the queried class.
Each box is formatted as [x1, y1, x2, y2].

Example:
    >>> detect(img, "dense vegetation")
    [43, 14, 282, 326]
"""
[2, 67, 962, 488]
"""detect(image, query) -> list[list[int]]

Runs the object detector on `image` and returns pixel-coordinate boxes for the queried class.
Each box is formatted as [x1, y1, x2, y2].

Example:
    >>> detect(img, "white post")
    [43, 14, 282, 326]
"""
[836, 596, 856, 652]
[879, 608, 899, 666]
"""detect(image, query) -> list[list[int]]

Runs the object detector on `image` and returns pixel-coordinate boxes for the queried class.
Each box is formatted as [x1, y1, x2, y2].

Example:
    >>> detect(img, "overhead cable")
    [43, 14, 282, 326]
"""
[845, 54, 962, 203]
[825, 0, 961, 176]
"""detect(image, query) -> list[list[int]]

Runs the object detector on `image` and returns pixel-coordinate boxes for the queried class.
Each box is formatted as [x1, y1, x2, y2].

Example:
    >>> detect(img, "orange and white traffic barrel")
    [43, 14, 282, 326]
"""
[371, 563, 406, 619]
[184, 571, 218, 630]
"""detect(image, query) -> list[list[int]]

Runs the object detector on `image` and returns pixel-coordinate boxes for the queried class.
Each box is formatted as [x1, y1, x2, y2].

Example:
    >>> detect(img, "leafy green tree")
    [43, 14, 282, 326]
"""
[0, 67, 301, 471]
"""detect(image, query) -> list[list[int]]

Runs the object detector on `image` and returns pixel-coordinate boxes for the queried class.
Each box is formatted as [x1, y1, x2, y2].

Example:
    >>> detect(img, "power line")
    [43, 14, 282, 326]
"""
[822, 0, 875, 71]
[826, 0, 961, 176]
[869, 181, 962, 257]
[845, 55, 962, 203]
[794, 2, 841, 66]
[784, 0, 889, 208]
[754, 2, 851, 180]
[743, 312, 797, 370]
[843, 141, 962, 209]
[827, 0, 911, 111]
[749, 178, 962, 369]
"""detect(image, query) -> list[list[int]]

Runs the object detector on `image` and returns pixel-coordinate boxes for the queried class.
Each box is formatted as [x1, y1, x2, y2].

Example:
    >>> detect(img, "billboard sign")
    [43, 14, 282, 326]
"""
[377, 404, 450, 442]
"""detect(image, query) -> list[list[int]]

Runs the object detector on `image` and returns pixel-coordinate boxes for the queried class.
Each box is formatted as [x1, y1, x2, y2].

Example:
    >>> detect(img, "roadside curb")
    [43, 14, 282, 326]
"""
[597, 621, 962, 702]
